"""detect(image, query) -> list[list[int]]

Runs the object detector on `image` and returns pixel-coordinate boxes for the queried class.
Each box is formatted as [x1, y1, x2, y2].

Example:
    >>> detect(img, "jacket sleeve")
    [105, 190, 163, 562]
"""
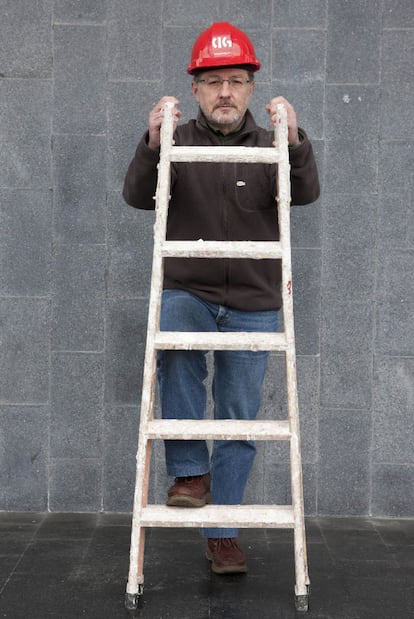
[122, 131, 160, 210]
[288, 129, 320, 205]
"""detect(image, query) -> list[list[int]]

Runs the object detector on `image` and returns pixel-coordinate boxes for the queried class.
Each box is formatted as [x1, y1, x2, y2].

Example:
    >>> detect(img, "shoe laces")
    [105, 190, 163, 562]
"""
[211, 537, 239, 550]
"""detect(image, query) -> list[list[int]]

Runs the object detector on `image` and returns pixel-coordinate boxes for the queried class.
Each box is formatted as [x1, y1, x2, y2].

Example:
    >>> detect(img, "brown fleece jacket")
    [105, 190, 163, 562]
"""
[123, 109, 320, 311]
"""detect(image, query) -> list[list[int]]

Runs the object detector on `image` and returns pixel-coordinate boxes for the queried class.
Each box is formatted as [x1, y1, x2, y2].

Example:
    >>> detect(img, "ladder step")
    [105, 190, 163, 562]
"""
[161, 240, 283, 259]
[145, 419, 291, 441]
[154, 331, 287, 351]
[169, 145, 282, 164]
[140, 504, 294, 528]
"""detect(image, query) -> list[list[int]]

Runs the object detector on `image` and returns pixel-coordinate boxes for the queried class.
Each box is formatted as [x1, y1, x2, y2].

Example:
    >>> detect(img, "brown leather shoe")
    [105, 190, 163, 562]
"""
[167, 473, 211, 507]
[206, 537, 247, 574]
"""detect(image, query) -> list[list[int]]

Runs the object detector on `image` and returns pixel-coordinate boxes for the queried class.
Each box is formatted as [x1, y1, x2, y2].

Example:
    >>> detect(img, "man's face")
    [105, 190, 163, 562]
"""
[192, 67, 254, 135]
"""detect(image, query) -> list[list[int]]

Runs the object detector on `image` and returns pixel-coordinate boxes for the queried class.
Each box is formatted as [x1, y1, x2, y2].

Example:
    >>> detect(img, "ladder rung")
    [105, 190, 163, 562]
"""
[169, 145, 282, 164]
[144, 419, 291, 441]
[140, 504, 294, 528]
[161, 240, 283, 259]
[154, 331, 287, 351]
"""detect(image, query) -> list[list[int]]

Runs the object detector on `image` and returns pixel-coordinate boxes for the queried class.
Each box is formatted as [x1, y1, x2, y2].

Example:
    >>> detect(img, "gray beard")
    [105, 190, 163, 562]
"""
[204, 109, 243, 133]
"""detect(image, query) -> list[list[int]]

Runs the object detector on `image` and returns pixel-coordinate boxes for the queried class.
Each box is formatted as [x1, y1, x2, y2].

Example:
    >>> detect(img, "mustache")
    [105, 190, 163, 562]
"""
[214, 101, 237, 110]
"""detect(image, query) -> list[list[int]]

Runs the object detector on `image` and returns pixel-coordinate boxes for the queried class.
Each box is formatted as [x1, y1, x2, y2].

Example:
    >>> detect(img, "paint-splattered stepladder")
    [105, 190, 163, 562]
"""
[125, 102, 310, 613]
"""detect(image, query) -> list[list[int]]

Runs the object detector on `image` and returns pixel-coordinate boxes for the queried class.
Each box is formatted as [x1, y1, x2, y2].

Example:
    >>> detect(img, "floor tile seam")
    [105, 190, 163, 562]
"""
[0, 516, 45, 595]
[68, 531, 96, 581]
[329, 556, 401, 572]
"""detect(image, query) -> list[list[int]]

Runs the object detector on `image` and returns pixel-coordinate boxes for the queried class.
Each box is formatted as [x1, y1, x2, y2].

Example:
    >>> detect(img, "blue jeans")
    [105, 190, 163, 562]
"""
[157, 289, 279, 538]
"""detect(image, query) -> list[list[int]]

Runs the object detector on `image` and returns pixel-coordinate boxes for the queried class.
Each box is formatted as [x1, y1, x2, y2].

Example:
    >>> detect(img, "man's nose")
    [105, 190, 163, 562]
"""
[218, 80, 232, 95]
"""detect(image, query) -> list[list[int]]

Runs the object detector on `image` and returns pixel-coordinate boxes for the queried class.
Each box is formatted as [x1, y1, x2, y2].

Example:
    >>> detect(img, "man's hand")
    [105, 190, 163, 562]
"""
[148, 96, 181, 150]
[265, 96, 300, 146]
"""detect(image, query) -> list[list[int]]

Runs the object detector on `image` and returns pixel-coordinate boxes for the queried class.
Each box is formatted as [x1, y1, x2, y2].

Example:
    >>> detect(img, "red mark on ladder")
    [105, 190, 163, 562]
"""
[287, 280, 292, 295]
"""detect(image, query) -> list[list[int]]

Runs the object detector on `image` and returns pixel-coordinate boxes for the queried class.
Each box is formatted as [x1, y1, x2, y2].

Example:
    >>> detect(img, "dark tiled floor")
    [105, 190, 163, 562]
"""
[0, 513, 413, 619]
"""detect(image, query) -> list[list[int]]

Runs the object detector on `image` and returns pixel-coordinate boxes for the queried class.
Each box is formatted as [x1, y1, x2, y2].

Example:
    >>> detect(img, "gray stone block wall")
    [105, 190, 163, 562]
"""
[0, 1, 413, 516]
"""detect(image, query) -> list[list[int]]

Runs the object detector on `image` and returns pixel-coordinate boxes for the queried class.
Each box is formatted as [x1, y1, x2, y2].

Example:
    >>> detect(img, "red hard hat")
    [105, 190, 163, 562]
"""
[187, 22, 261, 75]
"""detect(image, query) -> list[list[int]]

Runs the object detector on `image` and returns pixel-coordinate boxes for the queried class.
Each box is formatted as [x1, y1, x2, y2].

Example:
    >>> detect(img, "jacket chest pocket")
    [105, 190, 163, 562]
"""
[228, 164, 275, 212]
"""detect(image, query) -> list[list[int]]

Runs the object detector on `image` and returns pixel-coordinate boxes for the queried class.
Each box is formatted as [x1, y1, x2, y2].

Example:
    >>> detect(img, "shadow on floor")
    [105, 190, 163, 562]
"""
[0, 512, 413, 618]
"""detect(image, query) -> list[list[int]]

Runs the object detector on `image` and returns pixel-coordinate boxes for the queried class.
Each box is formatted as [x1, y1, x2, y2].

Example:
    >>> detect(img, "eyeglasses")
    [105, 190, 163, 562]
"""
[196, 77, 252, 91]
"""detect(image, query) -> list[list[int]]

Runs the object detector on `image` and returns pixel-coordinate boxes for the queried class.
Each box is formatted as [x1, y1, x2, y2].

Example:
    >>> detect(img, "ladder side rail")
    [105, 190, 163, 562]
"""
[126, 101, 176, 597]
[275, 103, 309, 595]
[126, 102, 311, 610]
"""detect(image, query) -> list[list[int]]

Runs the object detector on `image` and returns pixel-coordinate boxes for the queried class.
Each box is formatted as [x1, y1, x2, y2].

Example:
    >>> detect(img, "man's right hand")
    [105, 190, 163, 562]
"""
[148, 96, 181, 150]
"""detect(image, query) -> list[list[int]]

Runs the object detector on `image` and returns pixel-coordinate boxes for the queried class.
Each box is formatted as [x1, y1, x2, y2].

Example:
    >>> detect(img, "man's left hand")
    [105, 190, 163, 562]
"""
[266, 97, 300, 146]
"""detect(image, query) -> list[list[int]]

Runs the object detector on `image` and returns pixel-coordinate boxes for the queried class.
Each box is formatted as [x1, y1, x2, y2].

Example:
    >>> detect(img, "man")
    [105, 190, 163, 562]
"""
[123, 22, 319, 575]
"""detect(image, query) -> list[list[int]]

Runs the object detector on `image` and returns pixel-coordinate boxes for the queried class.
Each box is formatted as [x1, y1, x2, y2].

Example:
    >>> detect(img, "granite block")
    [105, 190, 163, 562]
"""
[49, 458, 102, 511]
[262, 459, 317, 515]
[107, 0, 162, 81]
[0, 406, 48, 510]
[53, 25, 106, 134]
[162, 26, 207, 109]
[272, 28, 325, 83]
[103, 406, 138, 459]
[292, 248, 321, 355]
[0, 79, 52, 137]
[326, 0, 381, 84]
[383, 0, 414, 27]
[244, 82, 272, 131]
[318, 407, 371, 516]
[50, 353, 104, 458]
[102, 405, 159, 509]
[324, 138, 378, 194]
[296, 356, 320, 465]
[291, 199, 322, 250]
[263, 458, 290, 504]
[379, 141, 414, 194]
[104, 299, 149, 405]
[0, 134, 51, 190]
[51, 244, 105, 351]
[321, 193, 377, 302]
[271, 81, 324, 140]
[0, 299, 50, 404]
[323, 193, 377, 248]
[107, 191, 154, 298]
[219, 1, 273, 28]
[380, 83, 414, 140]
[273, 0, 327, 28]
[320, 300, 373, 409]
[261, 354, 288, 421]
[372, 464, 414, 517]
[325, 85, 380, 140]
[102, 454, 135, 512]
[53, 134, 106, 243]
[372, 356, 414, 464]
[322, 245, 375, 304]
[163, 0, 219, 24]
[303, 463, 318, 515]
[378, 193, 413, 249]
[148, 442, 169, 504]
[54, 0, 107, 23]
[0, 0, 52, 78]
[261, 354, 319, 464]
[382, 29, 414, 83]
[244, 443, 266, 504]
[375, 249, 414, 356]
[0, 189, 52, 296]
[106, 81, 163, 190]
